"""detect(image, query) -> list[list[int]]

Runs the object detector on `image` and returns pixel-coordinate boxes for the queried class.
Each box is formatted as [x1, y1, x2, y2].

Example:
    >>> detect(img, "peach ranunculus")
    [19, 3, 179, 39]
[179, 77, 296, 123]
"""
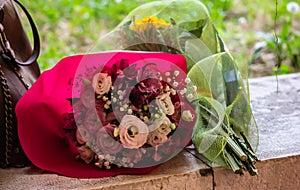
[156, 93, 175, 115]
[148, 115, 171, 135]
[147, 130, 168, 147]
[77, 146, 95, 164]
[119, 115, 149, 149]
[92, 73, 112, 95]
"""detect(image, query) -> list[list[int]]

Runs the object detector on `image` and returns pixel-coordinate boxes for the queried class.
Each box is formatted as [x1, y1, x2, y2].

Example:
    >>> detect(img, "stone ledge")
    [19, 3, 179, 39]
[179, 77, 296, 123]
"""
[0, 150, 212, 190]
[1, 73, 299, 190]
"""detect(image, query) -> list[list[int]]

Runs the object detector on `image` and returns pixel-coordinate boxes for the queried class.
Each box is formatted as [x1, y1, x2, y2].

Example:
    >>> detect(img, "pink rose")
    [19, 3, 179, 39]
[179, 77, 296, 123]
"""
[149, 115, 171, 135]
[77, 146, 95, 164]
[83, 109, 101, 134]
[95, 125, 123, 155]
[147, 130, 168, 147]
[119, 115, 149, 149]
[92, 73, 112, 95]
[156, 93, 175, 115]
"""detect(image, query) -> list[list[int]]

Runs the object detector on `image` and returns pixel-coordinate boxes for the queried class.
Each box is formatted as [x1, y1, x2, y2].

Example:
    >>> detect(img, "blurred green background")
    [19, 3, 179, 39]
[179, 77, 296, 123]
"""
[22, 0, 300, 77]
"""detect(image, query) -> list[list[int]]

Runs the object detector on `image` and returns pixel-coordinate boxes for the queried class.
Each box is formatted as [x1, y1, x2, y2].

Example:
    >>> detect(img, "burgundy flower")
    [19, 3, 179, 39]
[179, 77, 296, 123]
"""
[62, 113, 76, 130]
[129, 78, 161, 107]
[171, 101, 182, 125]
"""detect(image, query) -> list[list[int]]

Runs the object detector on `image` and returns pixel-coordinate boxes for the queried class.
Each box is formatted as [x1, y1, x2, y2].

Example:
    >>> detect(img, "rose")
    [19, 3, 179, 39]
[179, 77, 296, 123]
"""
[119, 115, 149, 149]
[92, 73, 112, 95]
[80, 86, 95, 108]
[156, 93, 175, 115]
[148, 115, 171, 134]
[95, 124, 123, 155]
[77, 146, 95, 164]
[83, 109, 101, 134]
[147, 130, 168, 147]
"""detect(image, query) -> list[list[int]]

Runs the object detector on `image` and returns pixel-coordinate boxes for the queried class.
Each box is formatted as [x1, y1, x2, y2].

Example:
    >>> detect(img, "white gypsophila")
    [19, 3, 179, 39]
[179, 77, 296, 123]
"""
[287, 2, 300, 14]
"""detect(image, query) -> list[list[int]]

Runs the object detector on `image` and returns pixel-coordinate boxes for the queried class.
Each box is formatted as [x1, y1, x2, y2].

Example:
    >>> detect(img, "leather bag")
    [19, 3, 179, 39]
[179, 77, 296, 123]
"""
[0, 0, 40, 167]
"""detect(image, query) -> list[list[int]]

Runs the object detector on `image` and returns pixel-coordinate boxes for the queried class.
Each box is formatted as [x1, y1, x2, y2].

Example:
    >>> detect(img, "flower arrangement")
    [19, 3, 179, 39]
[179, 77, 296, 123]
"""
[63, 58, 196, 169]
[95, 0, 259, 175]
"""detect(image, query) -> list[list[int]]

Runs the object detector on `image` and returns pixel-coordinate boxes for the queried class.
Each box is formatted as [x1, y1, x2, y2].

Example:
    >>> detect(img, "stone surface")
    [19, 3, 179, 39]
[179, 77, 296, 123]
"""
[1, 73, 300, 190]
[0, 150, 212, 190]
[213, 156, 300, 190]
[249, 73, 300, 160]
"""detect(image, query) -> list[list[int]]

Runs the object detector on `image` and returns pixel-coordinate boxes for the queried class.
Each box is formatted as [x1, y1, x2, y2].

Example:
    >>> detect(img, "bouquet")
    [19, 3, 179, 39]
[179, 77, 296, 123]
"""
[93, 0, 259, 175]
[63, 54, 197, 169]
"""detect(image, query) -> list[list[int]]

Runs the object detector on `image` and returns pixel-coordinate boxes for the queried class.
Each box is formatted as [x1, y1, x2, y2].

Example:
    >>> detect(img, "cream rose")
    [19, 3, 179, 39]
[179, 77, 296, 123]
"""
[149, 115, 171, 135]
[92, 73, 112, 95]
[119, 115, 149, 149]
[156, 93, 174, 115]
[147, 130, 168, 147]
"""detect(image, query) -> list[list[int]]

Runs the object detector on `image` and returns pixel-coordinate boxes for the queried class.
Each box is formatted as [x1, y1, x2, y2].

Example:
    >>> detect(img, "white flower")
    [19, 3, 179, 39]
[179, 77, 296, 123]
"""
[185, 78, 191, 84]
[287, 2, 300, 14]
[182, 110, 194, 122]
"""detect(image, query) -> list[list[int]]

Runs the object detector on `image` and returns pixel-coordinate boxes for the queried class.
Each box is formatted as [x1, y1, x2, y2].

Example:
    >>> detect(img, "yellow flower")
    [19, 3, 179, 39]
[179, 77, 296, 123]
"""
[130, 16, 171, 32]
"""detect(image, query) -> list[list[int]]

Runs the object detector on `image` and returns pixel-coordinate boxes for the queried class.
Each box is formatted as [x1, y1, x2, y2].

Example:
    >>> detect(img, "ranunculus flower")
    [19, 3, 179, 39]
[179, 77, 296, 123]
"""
[96, 126, 123, 155]
[147, 130, 168, 147]
[149, 115, 171, 135]
[92, 73, 112, 95]
[77, 146, 95, 164]
[156, 93, 175, 115]
[119, 115, 149, 149]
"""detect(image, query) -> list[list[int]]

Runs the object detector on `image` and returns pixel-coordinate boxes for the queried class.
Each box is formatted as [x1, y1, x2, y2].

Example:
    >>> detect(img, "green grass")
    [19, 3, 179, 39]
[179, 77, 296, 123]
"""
[20, 0, 300, 76]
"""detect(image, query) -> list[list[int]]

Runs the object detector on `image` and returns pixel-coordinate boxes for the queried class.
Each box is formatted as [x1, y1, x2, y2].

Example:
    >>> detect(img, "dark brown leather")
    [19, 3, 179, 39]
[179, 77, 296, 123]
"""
[0, 0, 40, 168]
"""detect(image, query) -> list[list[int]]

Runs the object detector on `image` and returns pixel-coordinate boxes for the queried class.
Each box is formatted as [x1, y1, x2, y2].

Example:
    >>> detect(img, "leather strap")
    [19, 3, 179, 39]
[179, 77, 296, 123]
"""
[0, 64, 14, 167]
[0, 0, 40, 66]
